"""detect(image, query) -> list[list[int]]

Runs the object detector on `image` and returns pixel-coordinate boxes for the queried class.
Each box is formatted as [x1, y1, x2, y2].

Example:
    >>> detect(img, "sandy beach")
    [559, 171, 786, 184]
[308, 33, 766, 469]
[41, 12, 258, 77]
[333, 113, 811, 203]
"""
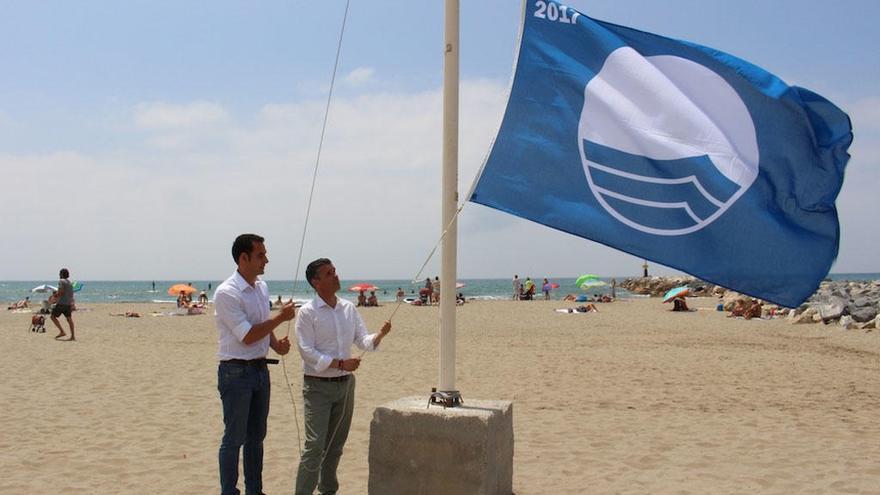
[2, 297, 879, 494]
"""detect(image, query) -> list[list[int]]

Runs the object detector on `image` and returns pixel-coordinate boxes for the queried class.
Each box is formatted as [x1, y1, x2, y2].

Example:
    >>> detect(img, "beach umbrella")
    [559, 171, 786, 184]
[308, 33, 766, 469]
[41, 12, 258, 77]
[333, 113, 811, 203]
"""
[348, 283, 379, 292]
[580, 279, 607, 290]
[575, 274, 601, 287]
[663, 286, 690, 303]
[31, 284, 58, 293]
[168, 284, 197, 296]
[543, 282, 561, 291]
[72, 281, 84, 292]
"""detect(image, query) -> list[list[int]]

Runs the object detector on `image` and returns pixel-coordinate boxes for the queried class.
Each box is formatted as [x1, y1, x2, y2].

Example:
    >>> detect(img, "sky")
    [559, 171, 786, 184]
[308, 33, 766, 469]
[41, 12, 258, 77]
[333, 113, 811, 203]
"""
[1, 0, 878, 282]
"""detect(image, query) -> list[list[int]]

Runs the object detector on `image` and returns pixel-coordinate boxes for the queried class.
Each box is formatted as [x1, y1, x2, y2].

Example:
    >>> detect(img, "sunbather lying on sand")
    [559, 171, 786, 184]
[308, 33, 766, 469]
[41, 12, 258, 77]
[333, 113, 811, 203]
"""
[110, 311, 141, 318]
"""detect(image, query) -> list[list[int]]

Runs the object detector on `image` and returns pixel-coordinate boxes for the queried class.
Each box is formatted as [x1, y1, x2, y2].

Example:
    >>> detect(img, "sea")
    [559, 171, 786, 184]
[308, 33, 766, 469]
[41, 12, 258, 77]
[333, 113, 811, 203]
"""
[2, 273, 878, 305]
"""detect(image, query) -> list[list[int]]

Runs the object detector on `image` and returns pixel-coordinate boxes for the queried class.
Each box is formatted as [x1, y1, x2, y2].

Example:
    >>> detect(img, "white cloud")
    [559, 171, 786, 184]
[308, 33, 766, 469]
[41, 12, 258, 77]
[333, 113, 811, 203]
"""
[342, 67, 376, 87]
[2, 84, 878, 280]
[133, 101, 229, 130]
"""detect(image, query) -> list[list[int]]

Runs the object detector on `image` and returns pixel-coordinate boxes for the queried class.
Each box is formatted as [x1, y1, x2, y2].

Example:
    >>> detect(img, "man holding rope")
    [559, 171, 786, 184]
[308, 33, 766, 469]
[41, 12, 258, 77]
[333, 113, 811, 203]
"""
[295, 258, 391, 494]
[215, 233, 295, 495]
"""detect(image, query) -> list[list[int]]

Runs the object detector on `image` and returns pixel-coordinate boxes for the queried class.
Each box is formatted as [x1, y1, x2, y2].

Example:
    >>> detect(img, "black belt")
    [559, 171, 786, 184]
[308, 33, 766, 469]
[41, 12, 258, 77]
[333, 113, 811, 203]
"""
[304, 374, 351, 382]
[222, 358, 279, 366]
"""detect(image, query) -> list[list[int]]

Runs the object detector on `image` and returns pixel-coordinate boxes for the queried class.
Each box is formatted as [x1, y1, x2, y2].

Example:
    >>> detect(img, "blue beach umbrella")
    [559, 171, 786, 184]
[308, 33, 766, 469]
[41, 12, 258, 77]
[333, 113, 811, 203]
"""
[72, 281, 84, 292]
[663, 286, 690, 303]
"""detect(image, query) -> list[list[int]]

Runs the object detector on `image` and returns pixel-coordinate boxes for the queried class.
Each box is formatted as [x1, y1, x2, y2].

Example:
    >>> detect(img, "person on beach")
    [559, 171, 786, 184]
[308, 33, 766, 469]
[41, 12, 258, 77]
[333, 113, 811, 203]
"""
[357, 290, 367, 307]
[542, 278, 551, 300]
[295, 258, 392, 495]
[728, 299, 747, 318]
[743, 299, 763, 320]
[50, 268, 75, 340]
[512, 274, 521, 300]
[671, 296, 690, 312]
[424, 277, 434, 305]
[522, 277, 535, 300]
[396, 287, 404, 302]
[215, 234, 295, 495]
[7, 296, 29, 310]
[367, 290, 378, 307]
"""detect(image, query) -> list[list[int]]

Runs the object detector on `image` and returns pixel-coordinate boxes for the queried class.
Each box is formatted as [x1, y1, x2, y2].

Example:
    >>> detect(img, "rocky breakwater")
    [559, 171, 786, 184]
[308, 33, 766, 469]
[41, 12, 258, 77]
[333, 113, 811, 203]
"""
[619, 276, 721, 298]
[621, 276, 880, 331]
[787, 280, 880, 330]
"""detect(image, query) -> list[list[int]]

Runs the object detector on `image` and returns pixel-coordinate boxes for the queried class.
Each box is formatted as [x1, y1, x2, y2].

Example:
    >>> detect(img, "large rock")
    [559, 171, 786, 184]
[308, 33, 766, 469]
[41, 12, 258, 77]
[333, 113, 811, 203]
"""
[816, 302, 846, 322]
[849, 306, 878, 323]
[790, 307, 818, 324]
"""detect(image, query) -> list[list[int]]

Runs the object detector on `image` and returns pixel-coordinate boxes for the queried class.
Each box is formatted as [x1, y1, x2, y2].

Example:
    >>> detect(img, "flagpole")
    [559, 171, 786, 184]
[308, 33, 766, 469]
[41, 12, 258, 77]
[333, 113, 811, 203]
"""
[435, 0, 461, 406]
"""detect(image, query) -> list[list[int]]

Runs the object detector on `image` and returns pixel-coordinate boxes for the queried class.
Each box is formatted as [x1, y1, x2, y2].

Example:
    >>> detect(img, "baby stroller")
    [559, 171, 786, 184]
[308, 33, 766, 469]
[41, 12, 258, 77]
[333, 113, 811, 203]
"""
[30, 314, 46, 333]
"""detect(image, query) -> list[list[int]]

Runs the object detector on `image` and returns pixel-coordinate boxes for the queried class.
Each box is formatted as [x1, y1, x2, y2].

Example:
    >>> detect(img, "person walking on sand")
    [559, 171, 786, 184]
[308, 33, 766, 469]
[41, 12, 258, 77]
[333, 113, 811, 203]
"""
[50, 268, 76, 340]
[295, 258, 392, 495]
[215, 234, 295, 495]
[424, 277, 434, 305]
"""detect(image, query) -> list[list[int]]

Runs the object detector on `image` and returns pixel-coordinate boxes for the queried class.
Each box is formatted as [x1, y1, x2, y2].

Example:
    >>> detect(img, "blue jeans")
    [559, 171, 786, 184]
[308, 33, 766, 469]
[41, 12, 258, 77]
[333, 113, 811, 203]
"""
[218, 362, 270, 495]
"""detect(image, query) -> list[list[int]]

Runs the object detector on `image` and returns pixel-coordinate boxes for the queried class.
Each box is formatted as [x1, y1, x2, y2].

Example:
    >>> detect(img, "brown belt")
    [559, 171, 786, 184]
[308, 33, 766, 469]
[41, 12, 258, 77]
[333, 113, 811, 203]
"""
[304, 374, 351, 382]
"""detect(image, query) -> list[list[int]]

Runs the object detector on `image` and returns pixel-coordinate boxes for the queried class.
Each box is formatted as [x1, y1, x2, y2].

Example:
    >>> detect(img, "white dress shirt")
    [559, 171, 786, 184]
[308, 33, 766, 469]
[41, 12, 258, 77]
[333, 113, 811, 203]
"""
[296, 295, 378, 377]
[215, 271, 271, 361]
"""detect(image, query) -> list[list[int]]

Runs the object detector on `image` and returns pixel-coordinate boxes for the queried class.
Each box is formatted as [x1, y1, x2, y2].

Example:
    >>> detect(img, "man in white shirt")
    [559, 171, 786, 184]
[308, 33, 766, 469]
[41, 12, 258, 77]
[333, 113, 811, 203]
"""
[295, 258, 391, 495]
[215, 234, 295, 495]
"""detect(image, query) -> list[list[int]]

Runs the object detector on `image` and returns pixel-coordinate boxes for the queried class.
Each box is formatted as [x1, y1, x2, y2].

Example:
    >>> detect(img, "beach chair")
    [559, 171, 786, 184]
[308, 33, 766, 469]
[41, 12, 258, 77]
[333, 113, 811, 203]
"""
[30, 314, 46, 333]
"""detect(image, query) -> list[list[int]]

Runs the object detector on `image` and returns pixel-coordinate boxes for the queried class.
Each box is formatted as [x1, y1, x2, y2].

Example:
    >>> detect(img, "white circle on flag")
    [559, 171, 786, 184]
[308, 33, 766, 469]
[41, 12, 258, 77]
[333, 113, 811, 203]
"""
[578, 47, 759, 236]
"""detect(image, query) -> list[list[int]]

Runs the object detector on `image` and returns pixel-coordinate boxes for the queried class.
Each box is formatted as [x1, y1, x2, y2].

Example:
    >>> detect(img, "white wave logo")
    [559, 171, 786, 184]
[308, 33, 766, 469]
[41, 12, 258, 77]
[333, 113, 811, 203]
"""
[578, 47, 759, 236]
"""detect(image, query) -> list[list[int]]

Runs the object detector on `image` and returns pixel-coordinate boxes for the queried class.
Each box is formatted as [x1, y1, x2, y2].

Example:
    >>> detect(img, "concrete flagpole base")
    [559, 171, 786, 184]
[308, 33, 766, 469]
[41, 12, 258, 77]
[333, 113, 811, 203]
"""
[368, 397, 514, 495]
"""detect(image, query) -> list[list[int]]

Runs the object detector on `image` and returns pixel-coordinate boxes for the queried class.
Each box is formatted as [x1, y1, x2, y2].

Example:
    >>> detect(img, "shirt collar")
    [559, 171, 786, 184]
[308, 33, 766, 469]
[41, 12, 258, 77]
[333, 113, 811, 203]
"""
[313, 294, 337, 309]
[231, 270, 258, 292]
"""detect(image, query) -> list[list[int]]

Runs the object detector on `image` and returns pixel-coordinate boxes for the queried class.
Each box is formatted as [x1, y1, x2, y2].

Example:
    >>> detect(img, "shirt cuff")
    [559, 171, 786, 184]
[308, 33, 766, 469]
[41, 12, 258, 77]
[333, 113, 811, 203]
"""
[314, 354, 334, 373]
[366, 333, 378, 351]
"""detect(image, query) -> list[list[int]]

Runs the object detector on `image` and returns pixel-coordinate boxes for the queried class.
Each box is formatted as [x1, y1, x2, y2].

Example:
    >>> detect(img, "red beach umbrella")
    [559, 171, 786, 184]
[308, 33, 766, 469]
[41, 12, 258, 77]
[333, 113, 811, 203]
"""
[349, 283, 379, 292]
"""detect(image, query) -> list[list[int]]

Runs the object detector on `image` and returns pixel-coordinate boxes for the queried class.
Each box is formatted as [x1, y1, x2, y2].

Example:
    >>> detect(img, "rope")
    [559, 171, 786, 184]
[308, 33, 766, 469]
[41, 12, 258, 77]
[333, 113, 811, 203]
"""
[274, 0, 476, 473]
[284, 0, 351, 339]
[355, 201, 467, 359]
[278, 0, 351, 464]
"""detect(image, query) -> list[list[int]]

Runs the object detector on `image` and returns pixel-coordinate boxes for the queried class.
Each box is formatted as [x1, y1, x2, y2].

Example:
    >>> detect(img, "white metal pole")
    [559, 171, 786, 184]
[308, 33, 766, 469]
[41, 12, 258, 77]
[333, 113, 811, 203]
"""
[439, 0, 459, 393]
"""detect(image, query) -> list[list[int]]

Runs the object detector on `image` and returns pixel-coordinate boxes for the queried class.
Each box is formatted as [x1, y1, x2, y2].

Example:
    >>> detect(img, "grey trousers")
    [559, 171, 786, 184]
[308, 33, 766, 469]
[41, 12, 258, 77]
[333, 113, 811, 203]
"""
[295, 375, 355, 495]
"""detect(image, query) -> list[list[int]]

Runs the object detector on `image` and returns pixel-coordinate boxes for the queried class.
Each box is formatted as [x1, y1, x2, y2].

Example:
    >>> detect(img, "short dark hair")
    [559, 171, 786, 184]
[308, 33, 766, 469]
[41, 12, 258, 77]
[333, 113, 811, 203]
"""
[305, 258, 333, 289]
[232, 234, 265, 264]
[59, 268, 69, 278]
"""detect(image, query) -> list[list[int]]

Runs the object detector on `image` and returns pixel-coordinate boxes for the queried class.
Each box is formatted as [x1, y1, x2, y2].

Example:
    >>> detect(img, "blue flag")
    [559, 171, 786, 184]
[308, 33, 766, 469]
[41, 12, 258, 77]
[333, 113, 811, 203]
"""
[469, 1, 853, 307]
